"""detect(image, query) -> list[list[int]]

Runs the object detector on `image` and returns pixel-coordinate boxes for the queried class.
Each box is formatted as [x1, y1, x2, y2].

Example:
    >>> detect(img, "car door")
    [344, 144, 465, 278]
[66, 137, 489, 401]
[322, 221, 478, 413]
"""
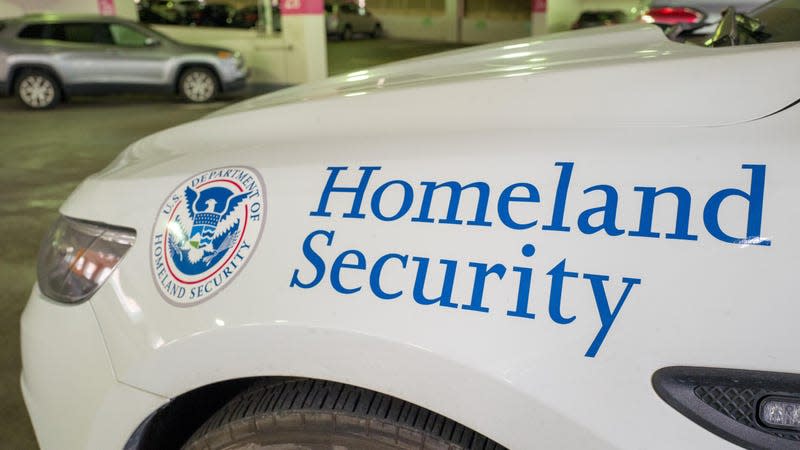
[39, 22, 111, 86]
[101, 23, 171, 87]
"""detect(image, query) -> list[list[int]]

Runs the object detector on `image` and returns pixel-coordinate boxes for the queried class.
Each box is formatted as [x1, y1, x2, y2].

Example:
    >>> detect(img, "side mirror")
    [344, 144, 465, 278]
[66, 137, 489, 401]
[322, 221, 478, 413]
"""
[144, 37, 161, 47]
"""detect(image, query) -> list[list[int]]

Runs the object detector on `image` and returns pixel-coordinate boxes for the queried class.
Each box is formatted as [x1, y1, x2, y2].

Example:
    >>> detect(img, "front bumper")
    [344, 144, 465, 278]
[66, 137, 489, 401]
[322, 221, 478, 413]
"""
[222, 71, 248, 93]
[20, 285, 167, 450]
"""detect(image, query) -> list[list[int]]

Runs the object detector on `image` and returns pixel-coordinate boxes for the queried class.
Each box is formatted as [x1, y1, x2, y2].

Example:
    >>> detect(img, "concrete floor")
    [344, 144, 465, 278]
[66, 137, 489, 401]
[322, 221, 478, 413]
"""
[0, 38, 468, 449]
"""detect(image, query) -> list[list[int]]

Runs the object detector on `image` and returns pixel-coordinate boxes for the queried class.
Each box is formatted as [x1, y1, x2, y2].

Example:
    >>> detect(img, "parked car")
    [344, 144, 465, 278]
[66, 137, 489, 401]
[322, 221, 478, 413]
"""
[643, 0, 766, 32]
[232, 4, 282, 31]
[20, 0, 800, 449]
[326, 0, 382, 39]
[571, 10, 630, 29]
[0, 14, 248, 108]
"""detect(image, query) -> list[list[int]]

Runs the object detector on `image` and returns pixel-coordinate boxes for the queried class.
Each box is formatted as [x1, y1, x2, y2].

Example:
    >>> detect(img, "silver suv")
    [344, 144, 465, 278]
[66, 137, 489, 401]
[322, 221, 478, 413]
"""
[0, 14, 248, 108]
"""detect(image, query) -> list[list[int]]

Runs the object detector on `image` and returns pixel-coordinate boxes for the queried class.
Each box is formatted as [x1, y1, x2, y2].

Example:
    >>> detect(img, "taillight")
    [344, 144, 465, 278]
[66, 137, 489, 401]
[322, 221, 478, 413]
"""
[642, 6, 705, 25]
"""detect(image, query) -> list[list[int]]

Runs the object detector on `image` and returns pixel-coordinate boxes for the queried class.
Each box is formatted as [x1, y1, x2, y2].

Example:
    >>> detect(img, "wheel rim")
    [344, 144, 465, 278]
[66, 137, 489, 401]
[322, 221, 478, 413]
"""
[19, 75, 55, 108]
[183, 71, 215, 102]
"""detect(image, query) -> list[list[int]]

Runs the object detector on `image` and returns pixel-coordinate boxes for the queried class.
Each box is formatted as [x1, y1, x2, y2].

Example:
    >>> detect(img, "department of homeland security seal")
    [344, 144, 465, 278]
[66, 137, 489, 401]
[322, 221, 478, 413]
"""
[151, 166, 265, 306]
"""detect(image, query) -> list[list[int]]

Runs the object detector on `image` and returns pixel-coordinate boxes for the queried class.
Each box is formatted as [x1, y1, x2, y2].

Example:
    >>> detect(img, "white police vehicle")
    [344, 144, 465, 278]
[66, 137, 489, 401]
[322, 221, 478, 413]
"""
[20, 1, 800, 449]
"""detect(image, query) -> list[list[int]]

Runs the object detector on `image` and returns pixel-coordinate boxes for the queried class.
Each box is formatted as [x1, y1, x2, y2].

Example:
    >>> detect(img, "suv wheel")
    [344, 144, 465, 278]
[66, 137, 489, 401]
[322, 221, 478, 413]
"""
[179, 67, 218, 103]
[15, 69, 60, 109]
[341, 25, 353, 40]
[372, 23, 383, 38]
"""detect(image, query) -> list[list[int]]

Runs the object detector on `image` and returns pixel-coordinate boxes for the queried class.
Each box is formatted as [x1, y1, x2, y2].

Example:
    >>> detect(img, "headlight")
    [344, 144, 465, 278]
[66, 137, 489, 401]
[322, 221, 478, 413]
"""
[37, 216, 136, 304]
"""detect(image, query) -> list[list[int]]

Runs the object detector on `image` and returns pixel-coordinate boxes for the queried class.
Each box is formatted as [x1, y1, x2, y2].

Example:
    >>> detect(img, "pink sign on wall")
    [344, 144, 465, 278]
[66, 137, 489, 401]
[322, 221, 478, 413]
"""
[532, 0, 547, 13]
[279, 0, 324, 15]
[97, 0, 116, 16]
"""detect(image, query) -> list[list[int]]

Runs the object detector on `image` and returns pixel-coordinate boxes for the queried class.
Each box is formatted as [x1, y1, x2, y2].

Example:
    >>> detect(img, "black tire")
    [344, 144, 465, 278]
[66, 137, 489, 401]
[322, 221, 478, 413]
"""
[15, 69, 60, 109]
[341, 25, 353, 41]
[182, 379, 505, 450]
[371, 24, 383, 39]
[179, 67, 218, 103]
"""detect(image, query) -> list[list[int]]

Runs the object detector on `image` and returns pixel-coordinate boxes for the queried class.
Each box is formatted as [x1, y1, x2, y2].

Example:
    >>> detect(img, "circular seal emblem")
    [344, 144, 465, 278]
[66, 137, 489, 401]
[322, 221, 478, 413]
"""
[151, 166, 265, 306]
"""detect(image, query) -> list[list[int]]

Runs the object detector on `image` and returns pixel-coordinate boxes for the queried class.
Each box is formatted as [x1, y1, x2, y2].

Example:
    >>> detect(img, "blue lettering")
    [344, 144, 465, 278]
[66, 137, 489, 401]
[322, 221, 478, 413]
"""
[543, 161, 574, 232]
[547, 259, 578, 324]
[577, 185, 625, 236]
[507, 243, 536, 319]
[369, 253, 408, 300]
[411, 181, 492, 226]
[330, 249, 366, 294]
[462, 262, 506, 313]
[583, 274, 641, 357]
[310, 166, 380, 219]
[289, 229, 334, 289]
[497, 182, 540, 230]
[630, 186, 698, 241]
[371, 179, 414, 221]
[411, 257, 460, 308]
[703, 164, 770, 246]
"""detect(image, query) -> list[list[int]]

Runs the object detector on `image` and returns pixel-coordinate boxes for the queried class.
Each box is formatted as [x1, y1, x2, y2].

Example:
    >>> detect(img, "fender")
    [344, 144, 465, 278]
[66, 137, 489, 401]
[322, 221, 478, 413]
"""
[108, 321, 611, 450]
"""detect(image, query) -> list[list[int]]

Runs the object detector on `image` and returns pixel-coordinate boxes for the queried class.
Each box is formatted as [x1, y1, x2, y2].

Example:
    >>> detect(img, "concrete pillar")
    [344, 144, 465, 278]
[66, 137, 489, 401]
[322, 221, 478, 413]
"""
[531, 0, 548, 35]
[280, 0, 328, 83]
[444, 0, 464, 42]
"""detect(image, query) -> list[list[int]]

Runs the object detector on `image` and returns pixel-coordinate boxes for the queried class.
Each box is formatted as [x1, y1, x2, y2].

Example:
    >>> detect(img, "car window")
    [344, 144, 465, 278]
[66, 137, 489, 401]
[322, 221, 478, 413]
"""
[17, 24, 59, 40]
[109, 24, 150, 46]
[17, 23, 114, 44]
[61, 23, 99, 43]
[340, 4, 358, 14]
[61, 23, 115, 44]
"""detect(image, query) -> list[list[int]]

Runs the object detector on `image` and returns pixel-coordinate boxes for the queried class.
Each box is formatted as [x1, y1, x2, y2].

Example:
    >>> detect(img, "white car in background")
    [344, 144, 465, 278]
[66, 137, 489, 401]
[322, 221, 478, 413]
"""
[326, 0, 383, 39]
[644, 0, 767, 33]
[20, 1, 800, 448]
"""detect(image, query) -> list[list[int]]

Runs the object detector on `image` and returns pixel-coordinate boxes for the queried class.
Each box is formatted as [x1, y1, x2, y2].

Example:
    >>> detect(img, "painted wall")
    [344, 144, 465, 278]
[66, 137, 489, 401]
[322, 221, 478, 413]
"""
[373, 0, 644, 43]
[373, 14, 454, 41]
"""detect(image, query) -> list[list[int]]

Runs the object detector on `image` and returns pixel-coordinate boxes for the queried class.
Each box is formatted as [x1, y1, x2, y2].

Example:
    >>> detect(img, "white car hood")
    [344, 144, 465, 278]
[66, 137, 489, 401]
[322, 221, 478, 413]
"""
[211, 24, 797, 119]
[212, 24, 686, 117]
[103, 24, 800, 175]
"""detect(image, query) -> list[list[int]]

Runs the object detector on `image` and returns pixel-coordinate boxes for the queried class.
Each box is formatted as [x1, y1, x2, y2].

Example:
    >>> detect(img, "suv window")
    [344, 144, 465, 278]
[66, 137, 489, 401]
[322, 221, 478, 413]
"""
[63, 23, 107, 43]
[109, 24, 150, 46]
[18, 22, 114, 44]
[18, 24, 56, 40]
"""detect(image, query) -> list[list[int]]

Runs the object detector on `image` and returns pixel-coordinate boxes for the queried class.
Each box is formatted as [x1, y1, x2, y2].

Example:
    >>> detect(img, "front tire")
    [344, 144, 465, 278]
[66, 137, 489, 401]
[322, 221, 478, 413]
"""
[182, 379, 504, 450]
[341, 25, 353, 40]
[15, 69, 60, 109]
[179, 67, 218, 103]
[371, 24, 383, 38]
